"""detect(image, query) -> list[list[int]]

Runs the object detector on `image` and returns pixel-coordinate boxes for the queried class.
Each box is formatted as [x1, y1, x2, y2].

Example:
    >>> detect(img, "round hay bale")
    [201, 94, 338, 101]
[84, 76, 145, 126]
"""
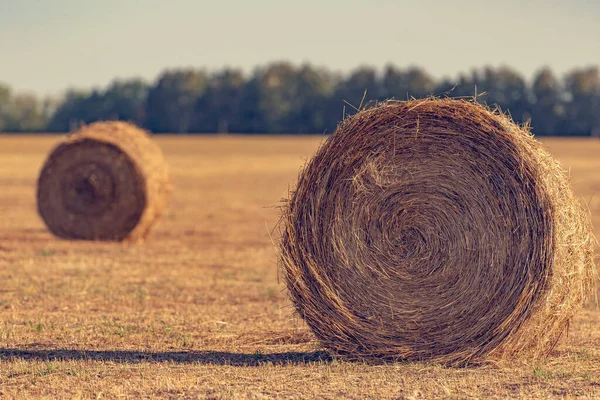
[279, 98, 596, 365]
[37, 121, 170, 242]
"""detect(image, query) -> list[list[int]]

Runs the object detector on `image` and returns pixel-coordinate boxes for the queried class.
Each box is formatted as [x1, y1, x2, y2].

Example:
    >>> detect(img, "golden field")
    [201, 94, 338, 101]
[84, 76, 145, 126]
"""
[0, 135, 598, 399]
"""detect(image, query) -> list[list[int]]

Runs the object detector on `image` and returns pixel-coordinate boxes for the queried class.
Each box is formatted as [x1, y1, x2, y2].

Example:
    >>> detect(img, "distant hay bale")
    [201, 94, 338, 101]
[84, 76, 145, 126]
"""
[279, 98, 596, 365]
[37, 121, 170, 241]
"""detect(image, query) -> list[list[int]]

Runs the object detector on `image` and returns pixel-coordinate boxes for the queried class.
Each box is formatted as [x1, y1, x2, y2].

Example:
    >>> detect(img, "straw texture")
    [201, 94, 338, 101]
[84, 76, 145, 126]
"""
[37, 121, 170, 241]
[279, 98, 596, 365]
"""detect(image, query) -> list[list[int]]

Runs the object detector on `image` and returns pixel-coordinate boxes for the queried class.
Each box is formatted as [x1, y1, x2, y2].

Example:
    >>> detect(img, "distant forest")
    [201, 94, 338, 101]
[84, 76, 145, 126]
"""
[1, 63, 600, 136]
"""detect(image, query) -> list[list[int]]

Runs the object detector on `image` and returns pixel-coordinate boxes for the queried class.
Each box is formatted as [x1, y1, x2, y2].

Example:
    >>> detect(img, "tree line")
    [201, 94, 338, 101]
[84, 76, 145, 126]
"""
[1, 63, 600, 135]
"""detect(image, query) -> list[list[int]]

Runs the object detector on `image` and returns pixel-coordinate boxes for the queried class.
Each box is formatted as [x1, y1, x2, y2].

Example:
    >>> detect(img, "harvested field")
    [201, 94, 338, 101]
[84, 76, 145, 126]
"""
[280, 100, 596, 365]
[0, 135, 598, 399]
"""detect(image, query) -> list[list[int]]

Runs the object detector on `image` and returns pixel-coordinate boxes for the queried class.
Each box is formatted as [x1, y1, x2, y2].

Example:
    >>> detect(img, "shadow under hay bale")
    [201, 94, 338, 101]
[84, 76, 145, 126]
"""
[279, 98, 597, 365]
[37, 121, 170, 242]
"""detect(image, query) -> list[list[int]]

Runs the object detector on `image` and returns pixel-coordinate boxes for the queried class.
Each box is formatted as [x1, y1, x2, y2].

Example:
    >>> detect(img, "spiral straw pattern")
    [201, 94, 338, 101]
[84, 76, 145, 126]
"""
[279, 98, 596, 365]
[37, 121, 170, 241]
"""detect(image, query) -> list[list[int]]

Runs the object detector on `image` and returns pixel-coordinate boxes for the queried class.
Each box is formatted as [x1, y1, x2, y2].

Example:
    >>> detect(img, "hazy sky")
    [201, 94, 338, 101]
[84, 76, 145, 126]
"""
[1, 0, 599, 96]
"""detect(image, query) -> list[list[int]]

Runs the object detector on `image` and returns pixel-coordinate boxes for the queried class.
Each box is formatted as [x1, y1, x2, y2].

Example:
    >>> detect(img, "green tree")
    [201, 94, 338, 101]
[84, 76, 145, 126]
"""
[8, 93, 47, 131]
[435, 69, 480, 98]
[258, 62, 297, 132]
[6, 62, 600, 135]
[563, 67, 600, 135]
[46, 90, 90, 132]
[234, 75, 263, 133]
[46, 79, 148, 132]
[193, 69, 245, 133]
[146, 69, 207, 133]
[436, 67, 530, 124]
[481, 66, 530, 122]
[101, 78, 149, 124]
[230, 62, 336, 133]
[0, 85, 50, 132]
[531, 68, 563, 135]
[381, 66, 435, 100]
[284, 65, 336, 133]
[0, 83, 12, 131]
[325, 66, 378, 130]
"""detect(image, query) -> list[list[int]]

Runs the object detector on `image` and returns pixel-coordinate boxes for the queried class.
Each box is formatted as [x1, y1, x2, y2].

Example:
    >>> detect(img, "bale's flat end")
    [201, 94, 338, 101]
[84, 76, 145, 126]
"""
[37, 121, 170, 242]
[279, 98, 596, 365]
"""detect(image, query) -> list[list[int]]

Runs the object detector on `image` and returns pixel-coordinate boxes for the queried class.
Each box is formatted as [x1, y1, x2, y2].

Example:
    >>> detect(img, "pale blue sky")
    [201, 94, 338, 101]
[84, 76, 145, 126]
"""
[1, 0, 599, 96]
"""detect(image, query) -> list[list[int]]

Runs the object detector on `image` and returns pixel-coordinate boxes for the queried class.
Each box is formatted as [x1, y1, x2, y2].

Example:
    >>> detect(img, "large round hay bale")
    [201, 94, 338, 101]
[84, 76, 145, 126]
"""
[37, 121, 170, 241]
[279, 98, 596, 365]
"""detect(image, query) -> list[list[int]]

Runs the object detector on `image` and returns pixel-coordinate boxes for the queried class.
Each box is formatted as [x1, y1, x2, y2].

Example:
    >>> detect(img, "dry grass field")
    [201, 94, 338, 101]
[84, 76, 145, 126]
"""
[0, 135, 598, 399]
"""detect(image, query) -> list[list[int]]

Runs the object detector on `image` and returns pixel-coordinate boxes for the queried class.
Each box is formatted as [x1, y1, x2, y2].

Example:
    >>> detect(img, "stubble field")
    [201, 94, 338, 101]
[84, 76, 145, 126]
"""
[0, 135, 598, 399]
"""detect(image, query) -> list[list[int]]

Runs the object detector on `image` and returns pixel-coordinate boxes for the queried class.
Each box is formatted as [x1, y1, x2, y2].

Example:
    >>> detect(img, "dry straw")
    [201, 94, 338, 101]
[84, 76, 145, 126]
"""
[37, 121, 170, 241]
[279, 98, 597, 365]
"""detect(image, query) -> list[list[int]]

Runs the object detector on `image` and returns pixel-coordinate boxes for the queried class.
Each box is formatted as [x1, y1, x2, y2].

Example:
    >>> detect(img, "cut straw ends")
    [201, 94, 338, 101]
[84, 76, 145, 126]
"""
[37, 121, 170, 241]
[279, 98, 596, 365]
